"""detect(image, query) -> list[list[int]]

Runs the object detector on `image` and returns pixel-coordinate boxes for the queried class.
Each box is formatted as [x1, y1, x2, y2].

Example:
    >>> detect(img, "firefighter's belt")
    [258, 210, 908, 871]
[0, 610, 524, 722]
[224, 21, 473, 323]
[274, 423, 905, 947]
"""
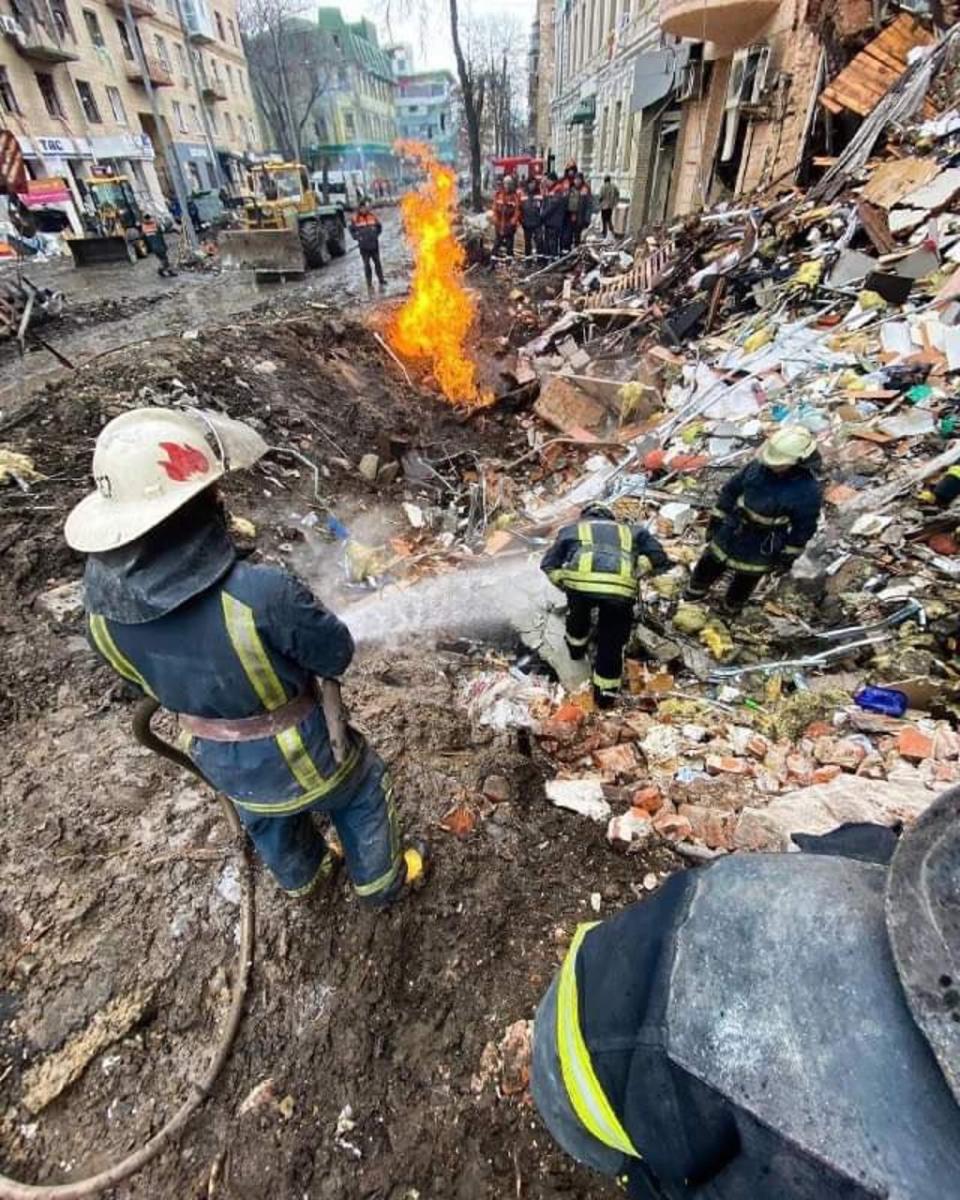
[179, 692, 316, 742]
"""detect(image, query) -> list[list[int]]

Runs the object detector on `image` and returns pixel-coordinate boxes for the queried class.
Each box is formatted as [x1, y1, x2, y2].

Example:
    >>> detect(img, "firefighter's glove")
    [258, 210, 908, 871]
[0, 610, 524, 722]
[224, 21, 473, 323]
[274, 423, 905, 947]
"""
[917, 488, 938, 507]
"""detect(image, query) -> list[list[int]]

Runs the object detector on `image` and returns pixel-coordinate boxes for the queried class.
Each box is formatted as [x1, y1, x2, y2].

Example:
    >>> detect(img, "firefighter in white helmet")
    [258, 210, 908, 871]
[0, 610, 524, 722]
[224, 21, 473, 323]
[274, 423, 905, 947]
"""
[684, 426, 823, 617]
[65, 407, 427, 903]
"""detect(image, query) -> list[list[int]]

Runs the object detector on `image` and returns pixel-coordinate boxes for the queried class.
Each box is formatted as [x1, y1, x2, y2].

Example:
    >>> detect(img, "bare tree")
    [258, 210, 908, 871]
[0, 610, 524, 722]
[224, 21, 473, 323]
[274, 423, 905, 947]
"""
[238, 0, 334, 164]
[450, 0, 484, 211]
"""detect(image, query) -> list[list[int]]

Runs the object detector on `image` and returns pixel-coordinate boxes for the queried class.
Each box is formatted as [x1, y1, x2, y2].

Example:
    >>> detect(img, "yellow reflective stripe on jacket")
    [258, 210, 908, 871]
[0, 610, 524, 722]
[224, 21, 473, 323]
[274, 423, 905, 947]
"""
[708, 543, 772, 575]
[736, 496, 790, 527]
[948, 466, 960, 482]
[89, 614, 158, 699]
[578, 521, 594, 576]
[229, 739, 362, 814]
[557, 924, 639, 1159]
[221, 590, 357, 804]
[221, 593, 288, 711]
[783, 545, 804, 556]
[554, 570, 638, 599]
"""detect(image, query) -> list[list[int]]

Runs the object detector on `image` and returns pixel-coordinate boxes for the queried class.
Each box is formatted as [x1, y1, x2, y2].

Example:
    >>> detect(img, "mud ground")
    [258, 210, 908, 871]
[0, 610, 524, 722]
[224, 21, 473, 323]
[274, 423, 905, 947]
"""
[0, 234, 669, 1199]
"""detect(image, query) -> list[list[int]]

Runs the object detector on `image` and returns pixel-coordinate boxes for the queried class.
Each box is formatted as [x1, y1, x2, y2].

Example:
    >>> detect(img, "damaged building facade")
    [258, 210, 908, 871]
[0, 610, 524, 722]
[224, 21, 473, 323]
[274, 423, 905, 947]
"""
[540, 0, 947, 228]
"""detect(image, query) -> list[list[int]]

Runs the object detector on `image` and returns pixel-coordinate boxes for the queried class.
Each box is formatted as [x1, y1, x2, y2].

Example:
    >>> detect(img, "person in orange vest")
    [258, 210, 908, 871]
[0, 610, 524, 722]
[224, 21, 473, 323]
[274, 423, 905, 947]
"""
[559, 161, 578, 252]
[349, 198, 385, 294]
[492, 175, 521, 260]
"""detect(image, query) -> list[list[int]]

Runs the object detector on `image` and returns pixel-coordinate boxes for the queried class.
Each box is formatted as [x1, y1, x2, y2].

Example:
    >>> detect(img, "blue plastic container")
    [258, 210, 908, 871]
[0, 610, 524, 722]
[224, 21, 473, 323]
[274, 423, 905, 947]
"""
[854, 687, 908, 718]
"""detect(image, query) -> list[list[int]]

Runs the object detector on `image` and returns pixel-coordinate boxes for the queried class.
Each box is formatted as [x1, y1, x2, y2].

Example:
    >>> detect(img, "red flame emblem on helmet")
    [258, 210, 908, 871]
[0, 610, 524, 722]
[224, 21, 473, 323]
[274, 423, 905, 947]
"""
[158, 441, 210, 482]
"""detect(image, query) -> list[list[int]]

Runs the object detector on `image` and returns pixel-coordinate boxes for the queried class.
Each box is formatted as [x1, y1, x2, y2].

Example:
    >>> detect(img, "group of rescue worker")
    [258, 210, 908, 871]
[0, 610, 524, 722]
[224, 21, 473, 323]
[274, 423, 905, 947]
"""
[493, 159, 613, 261]
[543, 424, 823, 707]
[65, 409, 960, 1199]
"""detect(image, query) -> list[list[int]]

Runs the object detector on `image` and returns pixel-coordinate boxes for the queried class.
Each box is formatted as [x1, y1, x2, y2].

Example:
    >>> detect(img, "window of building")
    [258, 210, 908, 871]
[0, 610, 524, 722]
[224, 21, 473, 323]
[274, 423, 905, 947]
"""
[50, 0, 73, 42]
[116, 19, 134, 60]
[225, 64, 233, 91]
[227, 17, 237, 46]
[0, 67, 20, 115]
[189, 103, 200, 130]
[82, 9, 104, 47]
[344, 110, 355, 138]
[75, 79, 101, 122]
[224, 112, 234, 139]
[106, 84, 126, 123]
[165, 0, 175, 12]
[173, 100, 188, 132]
[188, 162, 202, 190]
[238, 70, 246, 95]
[175, 42, 187, 74]
[208, 106, 218, 133]
[155, 34, 170, 68]
[35, 72, 64, 119]
[214, 10, 224, 39]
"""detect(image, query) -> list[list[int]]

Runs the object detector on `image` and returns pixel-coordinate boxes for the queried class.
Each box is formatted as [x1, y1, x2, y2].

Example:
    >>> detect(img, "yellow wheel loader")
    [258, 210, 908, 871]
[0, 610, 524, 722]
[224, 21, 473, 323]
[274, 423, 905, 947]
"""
[219, 162, 347, 278]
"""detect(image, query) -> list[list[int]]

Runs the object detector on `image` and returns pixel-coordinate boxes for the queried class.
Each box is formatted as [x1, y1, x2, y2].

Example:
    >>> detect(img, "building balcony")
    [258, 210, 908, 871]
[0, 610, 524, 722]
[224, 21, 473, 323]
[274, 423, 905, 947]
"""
[103, 0, 156, 17]
[7, 19, 78, 63]
[181, 0, 216, 43]
[126, 55, 174, 86]
[202, 80, 227, 101]
[659, 0, 778, 51]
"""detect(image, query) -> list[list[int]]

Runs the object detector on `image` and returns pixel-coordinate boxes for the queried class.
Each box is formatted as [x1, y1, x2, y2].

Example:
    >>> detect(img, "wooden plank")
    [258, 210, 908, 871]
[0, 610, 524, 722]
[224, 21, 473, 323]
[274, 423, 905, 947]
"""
[819, 13, 936, 117]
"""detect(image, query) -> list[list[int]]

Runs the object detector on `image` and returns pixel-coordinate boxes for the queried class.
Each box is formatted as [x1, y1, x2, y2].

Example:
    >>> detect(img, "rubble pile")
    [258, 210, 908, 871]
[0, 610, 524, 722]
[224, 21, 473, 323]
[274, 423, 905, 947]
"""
[438, 49, 960, 860]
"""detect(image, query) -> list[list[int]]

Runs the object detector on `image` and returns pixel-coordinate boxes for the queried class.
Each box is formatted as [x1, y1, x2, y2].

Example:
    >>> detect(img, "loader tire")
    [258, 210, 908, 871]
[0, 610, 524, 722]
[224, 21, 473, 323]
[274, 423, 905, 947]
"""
[299, 218, 331, 269]
[325, 216, 347, 258]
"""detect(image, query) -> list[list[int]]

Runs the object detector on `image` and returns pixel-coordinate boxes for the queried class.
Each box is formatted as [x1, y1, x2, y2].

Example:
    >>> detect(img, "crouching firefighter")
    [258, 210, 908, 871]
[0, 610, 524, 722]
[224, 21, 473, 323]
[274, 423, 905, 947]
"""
[541, 502, 670, 709]
[531, 786, 960, 1199]
[64, 407, 427, 905]
[684, 425, 822, 617]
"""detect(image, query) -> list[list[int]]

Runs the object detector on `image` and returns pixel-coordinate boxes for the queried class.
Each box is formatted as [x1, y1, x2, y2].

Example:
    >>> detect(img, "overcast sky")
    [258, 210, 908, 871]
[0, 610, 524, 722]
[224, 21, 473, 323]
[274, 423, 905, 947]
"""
[335, 0, 536, 74]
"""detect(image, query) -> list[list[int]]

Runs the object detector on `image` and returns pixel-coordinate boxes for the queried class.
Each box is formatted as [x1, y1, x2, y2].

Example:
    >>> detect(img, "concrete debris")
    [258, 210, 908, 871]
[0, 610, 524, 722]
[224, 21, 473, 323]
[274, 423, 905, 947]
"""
[545, 777, 611, 822]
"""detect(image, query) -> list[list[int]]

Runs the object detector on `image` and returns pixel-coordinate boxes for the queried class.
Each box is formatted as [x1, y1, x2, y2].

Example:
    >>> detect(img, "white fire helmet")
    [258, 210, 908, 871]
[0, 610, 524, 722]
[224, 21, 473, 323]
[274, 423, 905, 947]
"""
[64, 407, 267, 554]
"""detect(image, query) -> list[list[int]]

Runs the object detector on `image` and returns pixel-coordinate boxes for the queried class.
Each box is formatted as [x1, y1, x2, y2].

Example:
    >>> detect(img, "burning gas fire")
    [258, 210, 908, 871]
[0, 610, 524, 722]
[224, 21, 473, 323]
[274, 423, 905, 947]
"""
[389, 140, 492, 408]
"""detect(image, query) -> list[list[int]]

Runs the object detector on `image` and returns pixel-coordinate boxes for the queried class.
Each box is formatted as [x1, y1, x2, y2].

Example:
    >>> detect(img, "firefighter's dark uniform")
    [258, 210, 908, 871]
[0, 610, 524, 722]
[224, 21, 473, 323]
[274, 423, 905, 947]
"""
[83, 513, 405, 904]
[349, 209, 385, 287]
[687, 460, 821, 611]
[520, 190, 543, 258]
[541, 183, 567, 258]
[531, 805, 960, 1199]
[540, 518, 670, 699]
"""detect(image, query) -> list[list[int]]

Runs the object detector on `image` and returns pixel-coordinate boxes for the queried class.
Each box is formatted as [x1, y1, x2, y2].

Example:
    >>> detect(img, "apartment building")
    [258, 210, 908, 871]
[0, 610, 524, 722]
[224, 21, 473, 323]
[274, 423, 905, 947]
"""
[549, 0, 682, 228]
[394, 67, 455, 165]
[309, 8, 398, 185]
[0, 0, 261, 226]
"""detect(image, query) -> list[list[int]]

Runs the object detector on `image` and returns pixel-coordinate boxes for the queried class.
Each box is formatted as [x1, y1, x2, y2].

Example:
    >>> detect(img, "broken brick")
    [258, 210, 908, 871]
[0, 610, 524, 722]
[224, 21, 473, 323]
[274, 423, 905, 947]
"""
[652, 812, 693, 842]
[813, 764, 843, 784]
[745, 734, 770, 760]
[592, 743, 639, 778]
[933, 727, 960, 761]
[678, 804, 736, 850]
[630, 786, 664, 815]
[813, 737, 867, 770]
[897, 726, 935, 762]
[705, 755, 752, 776]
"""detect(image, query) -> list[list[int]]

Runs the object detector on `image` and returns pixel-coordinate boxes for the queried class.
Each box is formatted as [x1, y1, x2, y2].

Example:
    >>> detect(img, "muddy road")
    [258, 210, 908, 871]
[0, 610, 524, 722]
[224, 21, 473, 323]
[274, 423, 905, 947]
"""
[0, 231, 661, 1200]
[0, 208, 409, 410]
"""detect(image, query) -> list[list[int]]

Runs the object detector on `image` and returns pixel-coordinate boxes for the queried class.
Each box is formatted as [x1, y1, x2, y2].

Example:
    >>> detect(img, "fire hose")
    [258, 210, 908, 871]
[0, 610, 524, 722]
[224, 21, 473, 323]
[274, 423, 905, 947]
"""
[0, 698, 254, 1200]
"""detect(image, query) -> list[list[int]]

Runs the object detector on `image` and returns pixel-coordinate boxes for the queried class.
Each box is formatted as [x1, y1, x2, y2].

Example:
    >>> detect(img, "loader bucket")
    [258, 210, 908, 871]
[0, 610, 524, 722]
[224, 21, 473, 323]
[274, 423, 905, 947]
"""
[66, 235, 137, 267]
[219, 229, 306, 278]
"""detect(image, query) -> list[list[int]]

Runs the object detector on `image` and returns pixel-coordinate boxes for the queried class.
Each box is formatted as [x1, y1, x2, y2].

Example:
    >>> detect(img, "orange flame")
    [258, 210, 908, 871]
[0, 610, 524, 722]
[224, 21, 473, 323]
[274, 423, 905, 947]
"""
[389, 140, 492, 408]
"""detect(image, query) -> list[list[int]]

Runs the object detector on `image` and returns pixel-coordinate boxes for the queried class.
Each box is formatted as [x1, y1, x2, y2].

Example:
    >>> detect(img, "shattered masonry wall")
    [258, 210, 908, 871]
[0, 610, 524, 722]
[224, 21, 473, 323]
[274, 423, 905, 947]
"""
[669, 0, 823, 214]
[735, 0, 823, 196]
[670, 59, 731, 216]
